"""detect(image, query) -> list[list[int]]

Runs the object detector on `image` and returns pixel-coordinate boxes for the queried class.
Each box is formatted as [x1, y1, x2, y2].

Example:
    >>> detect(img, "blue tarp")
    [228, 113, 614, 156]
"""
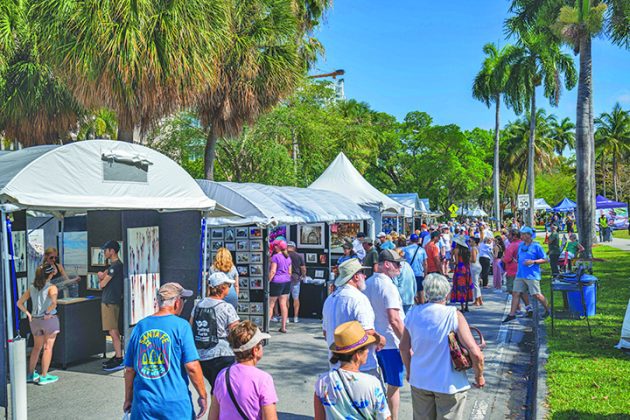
[552, 197, 577, 212]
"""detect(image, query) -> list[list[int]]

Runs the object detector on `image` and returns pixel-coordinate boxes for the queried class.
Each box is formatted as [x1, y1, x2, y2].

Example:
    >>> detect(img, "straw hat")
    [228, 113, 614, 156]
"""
[335, 259, 368, 287]
[329, 321, 376, 354]
[453, 235, 468, 249]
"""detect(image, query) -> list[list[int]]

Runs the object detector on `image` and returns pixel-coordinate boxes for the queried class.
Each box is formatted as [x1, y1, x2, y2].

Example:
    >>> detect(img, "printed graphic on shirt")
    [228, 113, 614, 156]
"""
[137, 329, 172, 380]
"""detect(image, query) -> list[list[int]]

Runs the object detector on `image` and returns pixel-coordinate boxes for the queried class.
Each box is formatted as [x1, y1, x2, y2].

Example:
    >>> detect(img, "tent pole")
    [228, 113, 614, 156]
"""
[201, 215, 209, 298]
[58, 212, 65, 264]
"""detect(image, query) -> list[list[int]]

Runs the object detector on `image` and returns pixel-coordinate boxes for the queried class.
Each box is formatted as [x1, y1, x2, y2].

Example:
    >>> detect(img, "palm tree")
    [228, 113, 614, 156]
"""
[549, 115, 576, 154]
[595, 103, 630, 201]
[31, 0, 227, 142]
[197, 0, 304, 180]
[472, 42, 513, 228]
[502, 29, 576, 226]
[507, 0, 629, 256]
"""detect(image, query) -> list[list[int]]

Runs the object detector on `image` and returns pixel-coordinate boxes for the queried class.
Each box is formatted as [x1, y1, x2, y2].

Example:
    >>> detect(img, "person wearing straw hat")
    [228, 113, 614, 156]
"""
[314, 321, 391, 420]
[323, 259, 385, 377]
[209, 321, 277, 420]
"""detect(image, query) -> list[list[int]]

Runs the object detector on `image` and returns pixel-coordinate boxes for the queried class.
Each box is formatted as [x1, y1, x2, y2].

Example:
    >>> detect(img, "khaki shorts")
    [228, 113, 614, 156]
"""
[411, 386, 467, 419]
[513, 278, 542, 295]
[505, 275, 515, 293]
[101, 303, 120, 331]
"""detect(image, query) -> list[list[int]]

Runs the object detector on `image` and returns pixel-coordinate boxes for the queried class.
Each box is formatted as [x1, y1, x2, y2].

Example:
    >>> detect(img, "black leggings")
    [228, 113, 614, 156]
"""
[200, 356, 235, 393]
[480, 257, 491, 287]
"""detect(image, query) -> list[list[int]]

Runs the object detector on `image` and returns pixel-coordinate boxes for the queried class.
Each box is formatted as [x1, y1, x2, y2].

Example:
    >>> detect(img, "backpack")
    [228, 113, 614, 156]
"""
[192, 301, 226, 349]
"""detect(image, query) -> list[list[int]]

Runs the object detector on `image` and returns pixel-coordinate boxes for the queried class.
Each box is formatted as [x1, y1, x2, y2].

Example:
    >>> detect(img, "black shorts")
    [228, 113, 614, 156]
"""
[415, 276, 425, 292]
[270, 281, 291, 297]
[200, 356, 235, 393]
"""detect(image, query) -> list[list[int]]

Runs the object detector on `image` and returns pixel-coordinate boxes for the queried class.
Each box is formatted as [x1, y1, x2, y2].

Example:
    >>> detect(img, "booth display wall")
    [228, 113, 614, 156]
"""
[0, 229, 7, 410]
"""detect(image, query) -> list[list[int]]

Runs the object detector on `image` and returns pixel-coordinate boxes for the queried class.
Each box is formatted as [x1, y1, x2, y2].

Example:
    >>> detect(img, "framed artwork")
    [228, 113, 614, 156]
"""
[235, 227, 249, 238]
[16, 276, 29, 319]
[249, 240, 263, 252]
[268, 225, 288, 244]
[129, 273, 160, 325]
[236, 265, 249, 276]
[211, 241, 223, 251]
[251, 316, 264, 328]
[225, 242, 236, 252]
[238, 290, 250, 301]
[86, 273, 101, 290]
[249, 302, 264, 315]
[249, 253, 263, 263]
[314, 269, 325, 278]
[225, 228, 236, 242]
[298, 223, 325, 249]
[306, 253, 318, 264]
[11, 231, 27, 272]
[330, 222, 361, 254]
[249, 265, 263, 276]
[211, 229, 224, 240]
[62, 231, 88, 276]
[319, 254, 328, 265]
[236, 240, 249, 251]
[238, 277, 249, 289]
[249, 227, 262, 238]
[237, 302, 250, 314]
[249, 277, 263, 290]
[27, 229, 44, 283]
[235, 253, 250, 264]
[127, 226, 160, 325]
[91, 247, 107, 266]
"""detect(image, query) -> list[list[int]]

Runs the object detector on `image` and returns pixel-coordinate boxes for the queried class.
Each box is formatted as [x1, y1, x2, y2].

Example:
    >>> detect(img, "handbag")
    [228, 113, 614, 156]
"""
[225, 366, 248, 420]
[448, 326, 485, 371]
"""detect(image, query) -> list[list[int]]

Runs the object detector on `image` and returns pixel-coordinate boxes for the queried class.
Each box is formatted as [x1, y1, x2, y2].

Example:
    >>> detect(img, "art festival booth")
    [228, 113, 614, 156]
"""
[196, 181, 372, 329]
[596, 195, 628, 230]
[384, 193, 428, 235]
[0, 140, 234, 418]
[552, 197, 577, 213]
[308, 152, 409, 237]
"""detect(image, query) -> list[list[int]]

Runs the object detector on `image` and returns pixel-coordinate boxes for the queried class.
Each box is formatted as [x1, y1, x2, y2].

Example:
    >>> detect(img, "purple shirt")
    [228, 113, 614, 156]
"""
[214, 364, 278, 420]
[271, 253, 291, 283]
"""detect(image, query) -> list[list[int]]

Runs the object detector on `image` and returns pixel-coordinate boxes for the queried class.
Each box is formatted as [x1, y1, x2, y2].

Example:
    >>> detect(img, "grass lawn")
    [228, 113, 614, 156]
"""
[542, 245, 630, 419]
[613, 230, 629, 240]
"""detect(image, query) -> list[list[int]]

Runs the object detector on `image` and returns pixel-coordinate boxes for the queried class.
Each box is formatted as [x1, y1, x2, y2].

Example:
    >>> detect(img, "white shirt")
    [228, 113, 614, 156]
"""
[352, 238, 366, 260]
[322, 285, 377, 371]
[405, 303, 470, 394]
[363, 273, 405, 351]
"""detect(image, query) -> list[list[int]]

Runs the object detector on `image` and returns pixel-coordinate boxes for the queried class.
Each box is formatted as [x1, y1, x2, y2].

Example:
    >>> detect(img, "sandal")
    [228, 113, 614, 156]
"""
[278, 328, 287, 333]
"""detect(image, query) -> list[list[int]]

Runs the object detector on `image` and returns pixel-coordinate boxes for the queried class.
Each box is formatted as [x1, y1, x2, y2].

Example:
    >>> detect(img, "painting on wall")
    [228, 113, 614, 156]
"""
[91, 247, 107, 266]
[27, 229, 45, 283]
[86, 273, 101, 290]
[127, 226, 160, 325]
[63, 231, 88, 276]
[330, 222, 361, 254]
[297, 223, 325, 249]
[11, 231, 27, 273]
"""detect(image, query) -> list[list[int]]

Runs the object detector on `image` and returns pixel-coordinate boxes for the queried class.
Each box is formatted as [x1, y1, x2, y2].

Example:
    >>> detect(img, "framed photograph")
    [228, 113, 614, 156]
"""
[319, 254, 328, 265]
[62, 231, 88, 276]
[249, 227, 262, 238]
[237, 302, 250, 314]
[129, 273, 160, 325]
[249, 302, 264, 315]
[91, 247, 107, 266]
[251, 316, 264, 328]
[297, 223, 325, 249]
[211, 240, 223, 251]
[238, 290, 250, 301]
[16, 276, 29, 319]
[306, 253, 318, 264]
[238, 277, 249, 289]
[314, 269, 325, 278]
[249, 265, 263, 276]
[86, 273, 101, 290]
[249, 252, 263, 263]
[236, 227, 249, 238]
[236, 240, 249, 251]
[225, 242, 236, 252]
[236, 252, 250, 264]
[330, 222, 361, 254]
[250, 240, 263, 252]
[211, 229, 224, 240]
[236, 265, 249, 277]
[249, 277, 263, 290]
[11, 231, 27, 273]
[225, 228, 236, 242]
[27, 229, 44, 284]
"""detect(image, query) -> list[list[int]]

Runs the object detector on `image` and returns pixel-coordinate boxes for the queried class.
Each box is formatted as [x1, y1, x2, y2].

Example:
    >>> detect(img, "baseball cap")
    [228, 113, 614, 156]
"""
[378, 249, 404, 263]
[101, 240, 120, 253]
[273, 239, 287, 251]
[208, 272, 235, 287]
[157, 282, 193, 301]
[377, 232, 386, 238]
[286, 241, 296, 248]
[520, 226, 536, 237]
[421, 224, 428, 229]
[431, 231, 441, 239]
[356, 232, 366, 239]
[409, 234, 420, 243]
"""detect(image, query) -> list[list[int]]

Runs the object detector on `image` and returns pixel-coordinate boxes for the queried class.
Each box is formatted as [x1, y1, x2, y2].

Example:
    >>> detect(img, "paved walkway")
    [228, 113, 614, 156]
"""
[608, 236, 630, 252]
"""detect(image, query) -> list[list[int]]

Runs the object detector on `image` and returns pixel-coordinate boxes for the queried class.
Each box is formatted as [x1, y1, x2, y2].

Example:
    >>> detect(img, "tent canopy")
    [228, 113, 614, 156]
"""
[596, 195, 626, 209]
[0, 141, 233, 216]
[535, 198, 552, 210]
[552, 197, 577, 212]
[308, 153, 408, 214]
[197, 181, 372, 227]
[387, 193, 428, 216]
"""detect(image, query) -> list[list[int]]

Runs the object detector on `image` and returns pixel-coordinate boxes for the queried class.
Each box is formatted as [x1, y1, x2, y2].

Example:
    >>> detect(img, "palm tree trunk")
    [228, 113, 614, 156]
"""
[613, 154, 619, 201]
[527, 91, 536, 227]
[117, 112, 134, 142]
[576, 35, 595, 256]
[601, 156, 607, 197]
[493, 95, 502, 229]
[205, 126, 219, 180]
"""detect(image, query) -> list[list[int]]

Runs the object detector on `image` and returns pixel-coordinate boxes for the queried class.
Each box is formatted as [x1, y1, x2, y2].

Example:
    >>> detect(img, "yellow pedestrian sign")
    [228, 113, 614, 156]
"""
[448, 204, 459, 218]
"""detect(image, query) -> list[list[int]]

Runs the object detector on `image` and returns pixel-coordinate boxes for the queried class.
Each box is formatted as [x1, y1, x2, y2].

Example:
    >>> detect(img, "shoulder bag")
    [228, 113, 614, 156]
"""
[335, 369, 367, 420]
[448, 312, 486, 371]
[225, 366, 248, 420]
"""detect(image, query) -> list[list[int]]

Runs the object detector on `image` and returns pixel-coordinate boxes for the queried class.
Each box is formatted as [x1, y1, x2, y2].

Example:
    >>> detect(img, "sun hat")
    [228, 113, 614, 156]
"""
[341, 241, 353, 250]
[231, 327, 271, 353]
[158, 282, 193, 301]
[208, 271, 235, 287]
[453, 235, 468, 248]
[377, 232, 386, 238]
[329, 321, 376, 354]
[335, 259, 368, 287]
[378, 249, 404, 263]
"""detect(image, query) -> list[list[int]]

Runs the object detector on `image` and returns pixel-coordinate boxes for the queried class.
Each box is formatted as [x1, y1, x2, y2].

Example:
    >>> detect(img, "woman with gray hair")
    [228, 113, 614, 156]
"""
[400, 274, 485, 419]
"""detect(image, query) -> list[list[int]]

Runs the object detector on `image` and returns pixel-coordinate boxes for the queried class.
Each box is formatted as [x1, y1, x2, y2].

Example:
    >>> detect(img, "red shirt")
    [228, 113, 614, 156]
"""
[426, 241, 440, 273]
[502, 239, 522, 276]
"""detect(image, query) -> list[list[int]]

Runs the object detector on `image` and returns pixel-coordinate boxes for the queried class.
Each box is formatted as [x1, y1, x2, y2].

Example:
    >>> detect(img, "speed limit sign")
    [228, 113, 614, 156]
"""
[517, 194, 530, 210]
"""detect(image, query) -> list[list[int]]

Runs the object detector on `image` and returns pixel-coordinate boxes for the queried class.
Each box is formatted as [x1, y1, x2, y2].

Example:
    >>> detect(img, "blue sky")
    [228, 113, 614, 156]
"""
[312, 1, 630, 130]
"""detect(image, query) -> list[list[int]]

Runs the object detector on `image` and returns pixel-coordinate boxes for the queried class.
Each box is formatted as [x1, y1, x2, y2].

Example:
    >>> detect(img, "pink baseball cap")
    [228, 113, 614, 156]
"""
[273, 240, 287, 251]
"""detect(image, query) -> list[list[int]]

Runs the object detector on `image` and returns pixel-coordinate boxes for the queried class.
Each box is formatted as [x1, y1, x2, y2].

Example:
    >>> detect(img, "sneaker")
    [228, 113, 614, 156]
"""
[103, 357, 124, 372]
[27, 371, 40, 383]
[502, 315, 517, 323]
[293, 317, 300, 323]
[527, 311, 534, 318]
[38, 374, 58, 385]
[270, 316, 280, 323]
[102, 356, 116, 366]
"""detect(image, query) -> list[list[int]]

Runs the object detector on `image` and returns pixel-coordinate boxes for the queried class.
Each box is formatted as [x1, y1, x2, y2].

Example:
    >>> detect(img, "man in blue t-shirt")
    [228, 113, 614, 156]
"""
[403, 234, 428, 303]
[503, 227, 550, 323]
[123, 283, 208, 419]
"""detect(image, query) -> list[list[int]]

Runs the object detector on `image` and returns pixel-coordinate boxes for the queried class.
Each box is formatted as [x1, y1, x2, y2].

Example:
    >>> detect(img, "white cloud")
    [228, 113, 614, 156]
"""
[617, 92, 630, 104]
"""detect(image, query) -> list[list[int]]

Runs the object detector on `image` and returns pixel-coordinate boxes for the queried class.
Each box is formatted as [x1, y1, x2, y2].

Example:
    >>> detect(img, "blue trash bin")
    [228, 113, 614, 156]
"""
[567, 282, 597, 317]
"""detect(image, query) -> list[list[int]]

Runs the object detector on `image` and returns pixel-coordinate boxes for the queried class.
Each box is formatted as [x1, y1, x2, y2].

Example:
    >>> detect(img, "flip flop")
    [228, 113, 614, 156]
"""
[278, 328, 287, 334]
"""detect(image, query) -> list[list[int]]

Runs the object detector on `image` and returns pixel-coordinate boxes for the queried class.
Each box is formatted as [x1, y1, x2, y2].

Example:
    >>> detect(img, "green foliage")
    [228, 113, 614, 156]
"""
[535, 161, 576, 204]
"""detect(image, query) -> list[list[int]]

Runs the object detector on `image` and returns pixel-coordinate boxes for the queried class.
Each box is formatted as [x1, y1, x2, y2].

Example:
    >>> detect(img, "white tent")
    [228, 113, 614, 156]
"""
[534, 198, 552, 211]
[616, 299, 630, 350]
[387, 193, 429, 216]
[197, 181, 371, 226]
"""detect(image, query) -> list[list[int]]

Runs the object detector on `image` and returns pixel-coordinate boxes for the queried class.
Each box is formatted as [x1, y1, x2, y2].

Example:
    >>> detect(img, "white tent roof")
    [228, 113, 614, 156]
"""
[308, 153, 408, 214]
[387, 193, 429, 216]
[197, 181, 372, 227]
[534, 198, 552, 210]
[0, 140, 233, 216]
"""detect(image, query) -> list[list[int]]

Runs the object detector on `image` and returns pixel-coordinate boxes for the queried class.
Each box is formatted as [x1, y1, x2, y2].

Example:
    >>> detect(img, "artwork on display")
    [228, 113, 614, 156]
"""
[249, 240, 263, 252]
[249, 227, 262, 238]
[236, 240, 249, 251]
[297, 223, 325, 249]
[314, 269, 325, 278]
[211, 229, 224, 239]
[62, 231, 88, 276]
[211, 241, 224, 251]
[249, 253, 262, 263]
[11, 231, 27, 273]
[306, 253, 318, 264]
[238, 277, 249, 289]
[268, 225, 288, 243]
[225, 242, 236, 252]
[249, 302, 264, 314]
[91, 247, 107, 266]
[127, 226, 160, 325]
[16, 276, 29, 319]
[237, 302, 250, 314]
[249, 277, 263, 290]
[238, 290, 249, 301]
[235, 227, 248, 238]
[27, 229, 45, 283]
[235, 253, 250, 264]
[330, 222, 361, 254]
[236, 265, 249, 277]
[86, 273, 101, 290]
[249, 265, 263, 276]
[319, 254, 327, 265]
[225, 228, 236, 242]
[251, 316, 264, 328]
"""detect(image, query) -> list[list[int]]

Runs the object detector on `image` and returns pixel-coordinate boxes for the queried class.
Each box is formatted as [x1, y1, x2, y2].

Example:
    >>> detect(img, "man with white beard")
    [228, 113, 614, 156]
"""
[322, 259, 385, 379]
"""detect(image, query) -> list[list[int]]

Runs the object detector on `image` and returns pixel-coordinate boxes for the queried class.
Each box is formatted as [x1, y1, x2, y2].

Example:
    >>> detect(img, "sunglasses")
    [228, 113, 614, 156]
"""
[389, 261, 401, 268]
[47, 255, 57, 261]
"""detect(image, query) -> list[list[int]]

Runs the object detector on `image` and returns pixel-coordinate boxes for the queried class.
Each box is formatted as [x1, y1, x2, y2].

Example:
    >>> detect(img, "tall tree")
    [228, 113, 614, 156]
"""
[549, 115, 576, 154]
[31, 0, 226, 142]
[502, 29, 576, 226]
[472, 42, 513, 228]
[508, 0, 629, 255]
[595, 103, 630, 201]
